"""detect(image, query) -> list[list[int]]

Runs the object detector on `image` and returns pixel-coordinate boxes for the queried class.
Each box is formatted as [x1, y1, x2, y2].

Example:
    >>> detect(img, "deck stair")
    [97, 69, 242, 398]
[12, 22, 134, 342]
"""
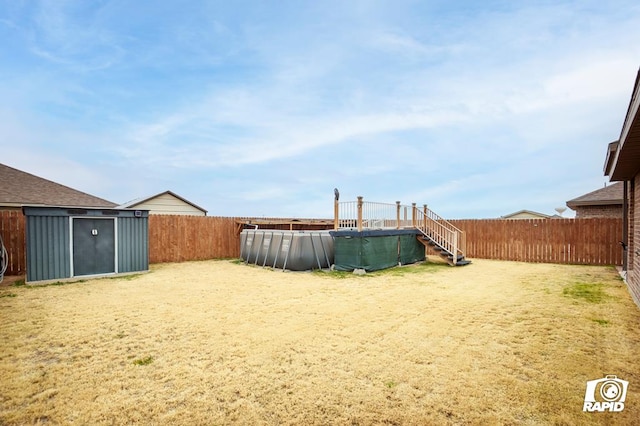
[335, 197, 471, 267]
[418, 234, 471, 266]
[413, 205, 470, 266]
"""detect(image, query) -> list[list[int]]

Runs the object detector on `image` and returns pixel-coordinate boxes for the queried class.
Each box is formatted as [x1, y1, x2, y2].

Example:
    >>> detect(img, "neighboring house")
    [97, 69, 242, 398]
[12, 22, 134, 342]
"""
[118, 190, 207, 216]
[604, 67, 640, 307]
[566, 182, 624, 218]
[0, 163, 117, 210]
[501, 210, 551, 220]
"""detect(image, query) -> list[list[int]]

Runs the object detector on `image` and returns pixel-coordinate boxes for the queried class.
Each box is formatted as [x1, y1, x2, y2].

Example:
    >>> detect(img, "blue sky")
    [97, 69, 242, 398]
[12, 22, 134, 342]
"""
[2, 0, 640, 219]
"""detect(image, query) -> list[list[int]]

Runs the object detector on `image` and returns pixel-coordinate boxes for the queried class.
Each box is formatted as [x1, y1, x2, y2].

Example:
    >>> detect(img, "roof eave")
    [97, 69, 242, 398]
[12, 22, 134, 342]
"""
[20, 204, 148, 214]
[607, 68, 640, 181]
[566, 200, 623, 208]
[603, 141, 619, 176]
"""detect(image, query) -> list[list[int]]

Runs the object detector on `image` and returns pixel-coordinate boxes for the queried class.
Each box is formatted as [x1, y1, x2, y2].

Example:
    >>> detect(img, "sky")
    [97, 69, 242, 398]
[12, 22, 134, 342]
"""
[1, 0, 640, 219]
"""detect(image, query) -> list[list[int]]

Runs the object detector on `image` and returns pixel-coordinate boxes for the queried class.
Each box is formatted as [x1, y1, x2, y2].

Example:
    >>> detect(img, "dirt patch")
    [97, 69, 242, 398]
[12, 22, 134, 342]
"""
[1, 259, 639, 424]
[0, 275, 25, 288]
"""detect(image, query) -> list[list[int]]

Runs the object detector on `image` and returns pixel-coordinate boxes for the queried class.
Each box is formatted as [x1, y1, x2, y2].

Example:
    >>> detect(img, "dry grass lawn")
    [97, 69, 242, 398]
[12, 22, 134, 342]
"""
[1, 259, 639, 425]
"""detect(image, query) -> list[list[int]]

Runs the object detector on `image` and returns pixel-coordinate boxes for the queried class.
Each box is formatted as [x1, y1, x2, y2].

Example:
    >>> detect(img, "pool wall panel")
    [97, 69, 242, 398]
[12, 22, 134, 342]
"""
[330, 229, 425, 272]
[240, 230, 334, 270]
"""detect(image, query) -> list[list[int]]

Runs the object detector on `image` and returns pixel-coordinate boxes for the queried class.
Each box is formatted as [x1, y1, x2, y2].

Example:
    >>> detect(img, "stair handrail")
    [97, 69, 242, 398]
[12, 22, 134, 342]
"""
[413, 204, 466, 263]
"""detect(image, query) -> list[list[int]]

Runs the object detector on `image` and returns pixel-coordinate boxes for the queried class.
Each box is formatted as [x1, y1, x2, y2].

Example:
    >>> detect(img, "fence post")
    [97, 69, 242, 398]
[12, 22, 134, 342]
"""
[396, 201, 401, 229]
[334, 197, 339, 230]
[411, 203, 417, 228]
[357, 196, 363, 232]
[461, 230, 466, 258]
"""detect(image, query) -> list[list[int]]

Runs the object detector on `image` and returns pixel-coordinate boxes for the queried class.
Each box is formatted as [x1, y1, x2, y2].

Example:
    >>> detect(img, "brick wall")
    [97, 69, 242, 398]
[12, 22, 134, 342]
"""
[627, 177, 639, 306]
[575, 204, 623, 218]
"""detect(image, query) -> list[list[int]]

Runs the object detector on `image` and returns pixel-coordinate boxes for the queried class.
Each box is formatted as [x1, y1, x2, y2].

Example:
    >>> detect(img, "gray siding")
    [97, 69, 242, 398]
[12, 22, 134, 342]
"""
[118, 217, 149, 273]
[24, 206, 149, 283]
[26, 215, 70, 282]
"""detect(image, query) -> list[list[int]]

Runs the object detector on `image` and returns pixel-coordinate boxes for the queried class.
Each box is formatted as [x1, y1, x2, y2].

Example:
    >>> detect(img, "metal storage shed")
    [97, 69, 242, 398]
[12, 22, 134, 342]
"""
[23, 206, 149, 283]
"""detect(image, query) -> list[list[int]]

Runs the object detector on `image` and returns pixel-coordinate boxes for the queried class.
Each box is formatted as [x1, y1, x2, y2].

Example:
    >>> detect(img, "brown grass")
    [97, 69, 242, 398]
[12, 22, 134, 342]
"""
[1, 259, 639, 425]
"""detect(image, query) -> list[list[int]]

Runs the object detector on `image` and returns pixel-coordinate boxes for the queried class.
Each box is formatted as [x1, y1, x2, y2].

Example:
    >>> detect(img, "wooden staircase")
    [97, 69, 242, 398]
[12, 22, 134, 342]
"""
[413, 207, 471, 266]
[417, 234, 471, 266]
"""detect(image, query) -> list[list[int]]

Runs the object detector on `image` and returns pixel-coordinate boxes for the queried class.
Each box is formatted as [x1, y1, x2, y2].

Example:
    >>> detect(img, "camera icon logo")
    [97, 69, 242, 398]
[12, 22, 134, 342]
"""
[583, 375, 629, 412]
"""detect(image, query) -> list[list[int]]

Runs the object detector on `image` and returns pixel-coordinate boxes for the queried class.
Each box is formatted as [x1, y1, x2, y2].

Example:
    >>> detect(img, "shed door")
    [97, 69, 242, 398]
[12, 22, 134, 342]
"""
[73, 218, 115, 276]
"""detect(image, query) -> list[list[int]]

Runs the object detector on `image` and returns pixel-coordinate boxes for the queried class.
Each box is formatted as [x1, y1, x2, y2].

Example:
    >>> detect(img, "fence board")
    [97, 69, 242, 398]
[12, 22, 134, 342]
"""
[0, 210, 26, 275]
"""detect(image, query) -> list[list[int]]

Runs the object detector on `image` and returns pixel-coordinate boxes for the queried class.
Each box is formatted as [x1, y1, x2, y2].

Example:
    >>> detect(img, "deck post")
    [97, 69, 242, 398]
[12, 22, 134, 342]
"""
[357, 196, 363, 232]
[423, 204, 428, 232]
[396, 201, 401, 229]
[453, 231, 458, 265]
[411, 203, 417, 228]
[334, 198, 339, 230]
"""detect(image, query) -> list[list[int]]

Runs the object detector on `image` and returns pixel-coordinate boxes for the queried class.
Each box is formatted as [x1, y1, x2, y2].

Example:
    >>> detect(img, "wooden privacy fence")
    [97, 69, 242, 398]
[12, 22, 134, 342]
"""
[0, 210, 27, 275]
[0, 213, 626, 274]
[148, 216, 334, 263]
[450, 218, 624, 265]
[148, 215, 239, 263]
[151, 216, 624, 266]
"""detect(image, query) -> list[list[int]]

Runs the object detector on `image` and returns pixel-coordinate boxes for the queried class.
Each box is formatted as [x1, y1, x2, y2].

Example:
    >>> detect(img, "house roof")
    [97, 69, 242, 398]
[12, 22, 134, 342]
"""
[501, 210, 550, 219]
[0, 163, 117, 208]
[566, 182, 624, 209]
[117, 190, 208, 214]
[605, 68, 640, 180]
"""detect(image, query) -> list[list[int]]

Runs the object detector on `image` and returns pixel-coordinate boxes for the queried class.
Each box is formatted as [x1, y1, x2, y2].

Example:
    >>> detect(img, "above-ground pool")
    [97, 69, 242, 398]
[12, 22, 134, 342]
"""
[240, 230, 334, 271]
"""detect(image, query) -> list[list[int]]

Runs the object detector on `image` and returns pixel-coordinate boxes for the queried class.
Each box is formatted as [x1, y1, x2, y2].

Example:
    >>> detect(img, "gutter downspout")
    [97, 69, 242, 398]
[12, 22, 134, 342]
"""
[623, 180, 629, 272]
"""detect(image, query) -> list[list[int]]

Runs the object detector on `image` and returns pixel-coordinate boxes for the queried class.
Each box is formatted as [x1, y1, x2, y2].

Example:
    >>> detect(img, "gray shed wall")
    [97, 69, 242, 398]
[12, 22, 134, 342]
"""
[118, 216, 149, 273]
[23, 207, 149, 283]
[26, 215, 71, 281]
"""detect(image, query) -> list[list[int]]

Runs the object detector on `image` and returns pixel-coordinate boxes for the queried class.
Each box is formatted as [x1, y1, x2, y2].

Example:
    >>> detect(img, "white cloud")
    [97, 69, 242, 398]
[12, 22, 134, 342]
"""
[2, 0, 640, 218]
[541, 57, 639, 105]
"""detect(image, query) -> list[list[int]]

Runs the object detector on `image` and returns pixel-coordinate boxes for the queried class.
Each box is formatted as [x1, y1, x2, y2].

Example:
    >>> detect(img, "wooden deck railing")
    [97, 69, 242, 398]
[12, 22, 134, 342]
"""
[335, 197, 415, 230]
[334, 196, 466, 263]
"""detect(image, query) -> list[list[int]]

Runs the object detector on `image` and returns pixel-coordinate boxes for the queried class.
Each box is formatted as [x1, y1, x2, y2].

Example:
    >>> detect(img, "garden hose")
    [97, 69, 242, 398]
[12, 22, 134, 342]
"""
[0, 234, 8, 283]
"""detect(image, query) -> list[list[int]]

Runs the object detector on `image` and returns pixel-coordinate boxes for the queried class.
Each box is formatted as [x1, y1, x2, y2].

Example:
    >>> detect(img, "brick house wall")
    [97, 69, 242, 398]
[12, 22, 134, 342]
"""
[628, 176, 639, 306]
[574, 204, 623, 219]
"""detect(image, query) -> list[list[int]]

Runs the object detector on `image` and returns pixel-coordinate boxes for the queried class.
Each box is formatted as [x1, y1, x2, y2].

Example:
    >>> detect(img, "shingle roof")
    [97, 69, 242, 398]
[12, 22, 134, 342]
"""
[566, 182, 623, 208]
[0, 163, 117, 208]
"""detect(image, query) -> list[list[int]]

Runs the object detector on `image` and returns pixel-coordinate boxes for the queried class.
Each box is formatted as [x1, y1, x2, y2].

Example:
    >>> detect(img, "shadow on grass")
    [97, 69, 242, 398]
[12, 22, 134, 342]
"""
[312, 261, 450, 279]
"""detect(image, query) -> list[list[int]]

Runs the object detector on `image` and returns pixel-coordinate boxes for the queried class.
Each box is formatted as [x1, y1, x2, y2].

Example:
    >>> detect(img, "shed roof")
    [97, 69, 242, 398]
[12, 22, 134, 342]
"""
[117, 190, 207, 214]
[0, 163, 117, 208]
[566, 182, 624, 209]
